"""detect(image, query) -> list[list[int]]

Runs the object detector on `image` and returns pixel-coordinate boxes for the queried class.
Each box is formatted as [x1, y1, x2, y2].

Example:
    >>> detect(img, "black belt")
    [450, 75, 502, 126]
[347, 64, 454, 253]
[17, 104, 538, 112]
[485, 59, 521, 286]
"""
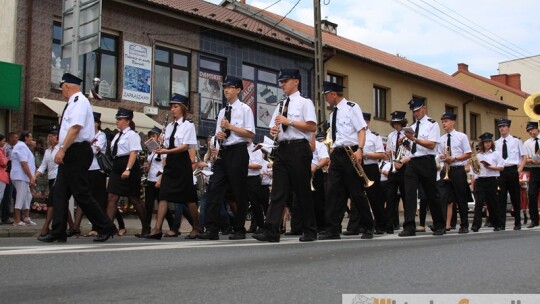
[279, 139, 308, 145]
[411, 155, 435, 160]
[221, 142, 247, 150]
[333, 145, 358, 152]
[450, 165, 465, 168]
[477, 176, 497, 180]
[504, 165, 517, 169]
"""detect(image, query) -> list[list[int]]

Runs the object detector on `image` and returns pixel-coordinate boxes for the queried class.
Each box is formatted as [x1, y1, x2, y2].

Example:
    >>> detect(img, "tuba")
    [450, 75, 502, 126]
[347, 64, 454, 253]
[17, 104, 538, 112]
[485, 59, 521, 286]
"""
[469, 141, 481, 174]
[524, 92, 540, 121]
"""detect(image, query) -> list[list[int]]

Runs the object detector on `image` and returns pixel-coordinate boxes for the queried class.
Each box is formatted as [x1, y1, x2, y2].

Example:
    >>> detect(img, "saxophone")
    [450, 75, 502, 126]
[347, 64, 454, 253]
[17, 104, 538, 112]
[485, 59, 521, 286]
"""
[469, 141, 481, 174]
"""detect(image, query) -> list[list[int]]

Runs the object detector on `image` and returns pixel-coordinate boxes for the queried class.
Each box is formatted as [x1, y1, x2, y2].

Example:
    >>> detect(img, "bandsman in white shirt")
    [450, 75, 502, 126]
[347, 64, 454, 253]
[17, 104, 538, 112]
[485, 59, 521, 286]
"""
[317, 81, 373, 240]
[494, 118, 526, 230]
[437, 112, 473, 233]
[400, 98, 445, 237]
[345, 113, 387, 235]
[471, 132, 504, 231]
[199, 76, 255, 241]
[522, 121, 540, 228]
[39, 73, 115, 243]
[311, 132, 330, 232]
[245, 139, 266, 233]
[253, 69, 318, 243]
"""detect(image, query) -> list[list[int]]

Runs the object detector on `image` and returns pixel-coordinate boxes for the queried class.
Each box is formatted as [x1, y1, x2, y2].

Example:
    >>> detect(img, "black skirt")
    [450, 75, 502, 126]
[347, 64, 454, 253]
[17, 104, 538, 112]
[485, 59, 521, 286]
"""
[107, 156, 141, 196]
[158, 150, 198, 203]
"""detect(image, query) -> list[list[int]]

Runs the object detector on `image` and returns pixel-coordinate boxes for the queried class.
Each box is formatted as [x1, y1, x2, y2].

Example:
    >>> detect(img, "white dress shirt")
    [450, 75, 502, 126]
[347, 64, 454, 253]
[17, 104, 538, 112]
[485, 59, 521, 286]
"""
[494, 134, 525, 167]
[409, 115, 440, 157]
[248, 143, 264, 176]
[437, 129, 471, 167]
[312, 141, 330, 168]
[475, 149, 504, 178]
[111, 127, 142, 157]
[364, 129, 385, 165]
[523, 136, 540, 168]
[59, 92, 96, 144]
[215, 99, 255, 146]
[270, 91, 317, 142]
[165, 117, 198, 149]
[328, 98, 367, 148]
[89, 130, 107, 171]
[37, 145, 60, 179]
[261, 160, 272, 186]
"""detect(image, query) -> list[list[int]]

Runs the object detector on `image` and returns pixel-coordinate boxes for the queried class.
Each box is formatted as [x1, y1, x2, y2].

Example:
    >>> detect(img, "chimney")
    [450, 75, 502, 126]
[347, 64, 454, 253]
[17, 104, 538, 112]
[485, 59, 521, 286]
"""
[457, 63, 469, 72]
[491, 73, 522, 91]
[321, 19, 338, 35]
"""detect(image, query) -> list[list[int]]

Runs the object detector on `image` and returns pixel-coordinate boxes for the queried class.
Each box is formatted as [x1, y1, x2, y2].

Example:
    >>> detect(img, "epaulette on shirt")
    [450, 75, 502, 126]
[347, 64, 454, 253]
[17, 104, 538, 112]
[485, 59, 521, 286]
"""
[427, 118, 436, 123]
[74, 96, 79, 102]
[371, 131, 379, 136]
[187, 119, 194, 123]
[347, 101, 356, 107]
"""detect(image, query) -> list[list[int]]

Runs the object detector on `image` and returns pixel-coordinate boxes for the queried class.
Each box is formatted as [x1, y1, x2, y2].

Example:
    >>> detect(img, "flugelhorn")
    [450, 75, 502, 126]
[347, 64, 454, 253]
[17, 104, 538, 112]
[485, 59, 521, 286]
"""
[469, 141, 481, 174]
[443, 146, 451, 181]
[344, 146, 374, 188]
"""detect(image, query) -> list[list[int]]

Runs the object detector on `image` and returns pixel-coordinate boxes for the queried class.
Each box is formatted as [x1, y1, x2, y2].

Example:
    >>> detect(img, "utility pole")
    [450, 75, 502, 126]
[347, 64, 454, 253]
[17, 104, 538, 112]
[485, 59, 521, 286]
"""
[70, 0, 80, 75]
[313, 0, 325, 129]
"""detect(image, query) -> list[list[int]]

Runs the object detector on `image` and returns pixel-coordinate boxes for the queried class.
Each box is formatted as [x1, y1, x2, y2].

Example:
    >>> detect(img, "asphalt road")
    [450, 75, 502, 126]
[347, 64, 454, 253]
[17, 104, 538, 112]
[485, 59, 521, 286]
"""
[0, 227, 538, 304]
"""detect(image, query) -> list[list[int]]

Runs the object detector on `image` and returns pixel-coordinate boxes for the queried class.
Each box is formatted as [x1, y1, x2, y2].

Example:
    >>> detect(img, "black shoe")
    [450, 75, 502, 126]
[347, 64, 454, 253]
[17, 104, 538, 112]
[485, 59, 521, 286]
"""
[428, 225, 435, 232]
[513, 225, 521, 230]
[361, 232, 374, 239]
[342, 230, 359, 236]
[37, 234, 67, 243]
[299, 234, 317, 242]
[398, 230, 416, 237]
[373, 229, 384, 235]
[471, 226, 479, 232]
[493, 227, 501, 231]
[458, 227, 469, 234]
[197, 231, 219, 240]
[93, 228, 117, 243]
[284, 231, 303, 236]
[220, 227, 231, 236]
[252, 231, 280, 242]
[66, 228, 81, 237]
[500, 227, 506, 231]
[386, 229, 394, 234]
[432, 230, 445, 236]
[228, 232, 246, 240]
[526, 222, 539, 229]
[144, 232, 163, 240]
[318, 233, 340, 240]
[485, 221, 493, 227]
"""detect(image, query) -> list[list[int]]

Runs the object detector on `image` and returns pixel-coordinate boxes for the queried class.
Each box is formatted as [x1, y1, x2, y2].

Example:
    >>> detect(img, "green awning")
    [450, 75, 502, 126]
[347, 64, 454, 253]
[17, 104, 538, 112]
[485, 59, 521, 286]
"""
[0, 61, 22, 111]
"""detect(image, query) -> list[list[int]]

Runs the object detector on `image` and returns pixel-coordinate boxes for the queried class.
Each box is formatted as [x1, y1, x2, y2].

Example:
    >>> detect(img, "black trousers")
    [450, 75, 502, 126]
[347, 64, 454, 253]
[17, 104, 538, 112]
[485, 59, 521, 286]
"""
[439, 166, 471, 228]
[246, 175, 265, 229]
[527, 168, 540, 224]
[50, 142, 114, 237]
[347, 163, 385, 231]
[325, 148, 373, 235]
[403, 156, 444, 231]
[265, 140, 317, 236]
[312, 169, 327, 231]
[498, 166, 521, 227]
[472, 177, 498, 228]
[385, 166, 406, 229]
[205, 143, 249, 233]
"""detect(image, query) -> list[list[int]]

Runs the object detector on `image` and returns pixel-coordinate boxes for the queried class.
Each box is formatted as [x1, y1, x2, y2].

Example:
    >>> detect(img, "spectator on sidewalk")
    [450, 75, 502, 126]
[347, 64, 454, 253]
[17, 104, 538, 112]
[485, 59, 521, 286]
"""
[1, 132, 18, 225]
[11, 131, 36, 226]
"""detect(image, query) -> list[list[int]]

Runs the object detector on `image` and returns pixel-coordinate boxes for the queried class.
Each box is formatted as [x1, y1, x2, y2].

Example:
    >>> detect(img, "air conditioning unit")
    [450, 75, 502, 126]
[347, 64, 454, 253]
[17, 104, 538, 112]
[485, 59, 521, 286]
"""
[144, 106, 158, 115]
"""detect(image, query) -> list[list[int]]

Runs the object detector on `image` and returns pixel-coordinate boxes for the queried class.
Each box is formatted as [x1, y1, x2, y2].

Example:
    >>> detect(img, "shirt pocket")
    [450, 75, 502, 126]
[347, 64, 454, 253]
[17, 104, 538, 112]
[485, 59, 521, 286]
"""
[337, 115, 354, 134]
[231, 111, 244, 128]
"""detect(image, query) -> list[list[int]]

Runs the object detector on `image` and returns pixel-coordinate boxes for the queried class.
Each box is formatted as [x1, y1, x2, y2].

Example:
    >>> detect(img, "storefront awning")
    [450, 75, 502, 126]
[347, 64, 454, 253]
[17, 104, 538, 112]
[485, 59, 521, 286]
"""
[33, 97, 163, 134]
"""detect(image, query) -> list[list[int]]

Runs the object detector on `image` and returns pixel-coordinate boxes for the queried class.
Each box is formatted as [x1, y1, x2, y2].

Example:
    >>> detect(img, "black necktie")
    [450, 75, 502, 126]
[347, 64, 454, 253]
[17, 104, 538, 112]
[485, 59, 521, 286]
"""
[281, 97, 290, 132]
[331, 106, 338, 142]
[535, 138, 539, 153]
[447, 133, 452, 156]
[224, 106, 232, 138]
[411, 121, 420, 154]
[502, 139, 508, 160]
[112, 131, 123, 157]
[394, 131, 400, 158]
[169, 122, 178, 148]
[58, 102, 69, 130]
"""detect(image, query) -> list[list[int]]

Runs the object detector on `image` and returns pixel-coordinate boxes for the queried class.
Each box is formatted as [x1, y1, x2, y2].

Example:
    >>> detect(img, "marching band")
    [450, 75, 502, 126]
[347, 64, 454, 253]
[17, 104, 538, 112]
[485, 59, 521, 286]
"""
[36, 72, 540, 243]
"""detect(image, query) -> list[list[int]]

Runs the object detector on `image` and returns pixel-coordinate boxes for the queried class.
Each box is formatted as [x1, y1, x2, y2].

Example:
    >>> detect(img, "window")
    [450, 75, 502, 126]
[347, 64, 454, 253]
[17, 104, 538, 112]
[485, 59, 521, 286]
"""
[373, 86, 387, 120]
[241, 64, 283, 128]
[470, 113, 479, 140]
[326, 73, 344, 86]
[154, 46, 190, 107]
[494, 119, 501, 139]
[199, 56, 225, 121]
[445, 105, 456, 114]
[50, 21, 119, 99]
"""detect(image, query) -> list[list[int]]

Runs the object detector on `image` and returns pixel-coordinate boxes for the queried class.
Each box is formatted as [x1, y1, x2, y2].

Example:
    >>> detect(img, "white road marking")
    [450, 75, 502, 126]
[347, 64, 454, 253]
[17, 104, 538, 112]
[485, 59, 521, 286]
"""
[0, 228, 537, 256]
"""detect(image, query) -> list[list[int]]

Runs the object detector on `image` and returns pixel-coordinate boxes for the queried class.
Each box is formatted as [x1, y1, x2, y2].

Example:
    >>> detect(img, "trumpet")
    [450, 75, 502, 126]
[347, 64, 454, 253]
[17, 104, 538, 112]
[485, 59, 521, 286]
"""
[344, 146, 374, 188]
[391, 140, 408, 173]
[443, 146, 451, 181]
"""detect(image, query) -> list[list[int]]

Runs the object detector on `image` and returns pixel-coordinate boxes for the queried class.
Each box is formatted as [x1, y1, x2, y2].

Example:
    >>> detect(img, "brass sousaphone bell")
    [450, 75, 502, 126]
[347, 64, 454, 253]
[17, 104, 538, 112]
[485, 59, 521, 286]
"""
[524, 92, 540, 120]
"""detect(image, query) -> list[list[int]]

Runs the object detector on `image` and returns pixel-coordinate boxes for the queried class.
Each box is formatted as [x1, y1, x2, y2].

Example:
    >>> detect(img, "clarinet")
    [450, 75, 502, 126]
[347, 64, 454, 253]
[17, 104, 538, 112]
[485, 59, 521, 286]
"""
[269, 99, 285, 161]
[155, 113, 169, 162]
[216, 106, 231, 160]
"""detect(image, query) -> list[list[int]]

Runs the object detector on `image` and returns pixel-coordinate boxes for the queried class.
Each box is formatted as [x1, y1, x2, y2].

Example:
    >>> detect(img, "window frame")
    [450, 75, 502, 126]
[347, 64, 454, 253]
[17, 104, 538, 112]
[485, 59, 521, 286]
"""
[153, 46, 191, 108]
[373, 86, 387, 120]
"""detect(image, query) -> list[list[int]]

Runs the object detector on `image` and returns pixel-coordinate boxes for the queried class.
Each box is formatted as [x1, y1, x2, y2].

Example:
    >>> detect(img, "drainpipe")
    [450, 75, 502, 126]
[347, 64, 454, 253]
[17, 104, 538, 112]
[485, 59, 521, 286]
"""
[463, 98, 473, 133]
[23, 0, 34, 130]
